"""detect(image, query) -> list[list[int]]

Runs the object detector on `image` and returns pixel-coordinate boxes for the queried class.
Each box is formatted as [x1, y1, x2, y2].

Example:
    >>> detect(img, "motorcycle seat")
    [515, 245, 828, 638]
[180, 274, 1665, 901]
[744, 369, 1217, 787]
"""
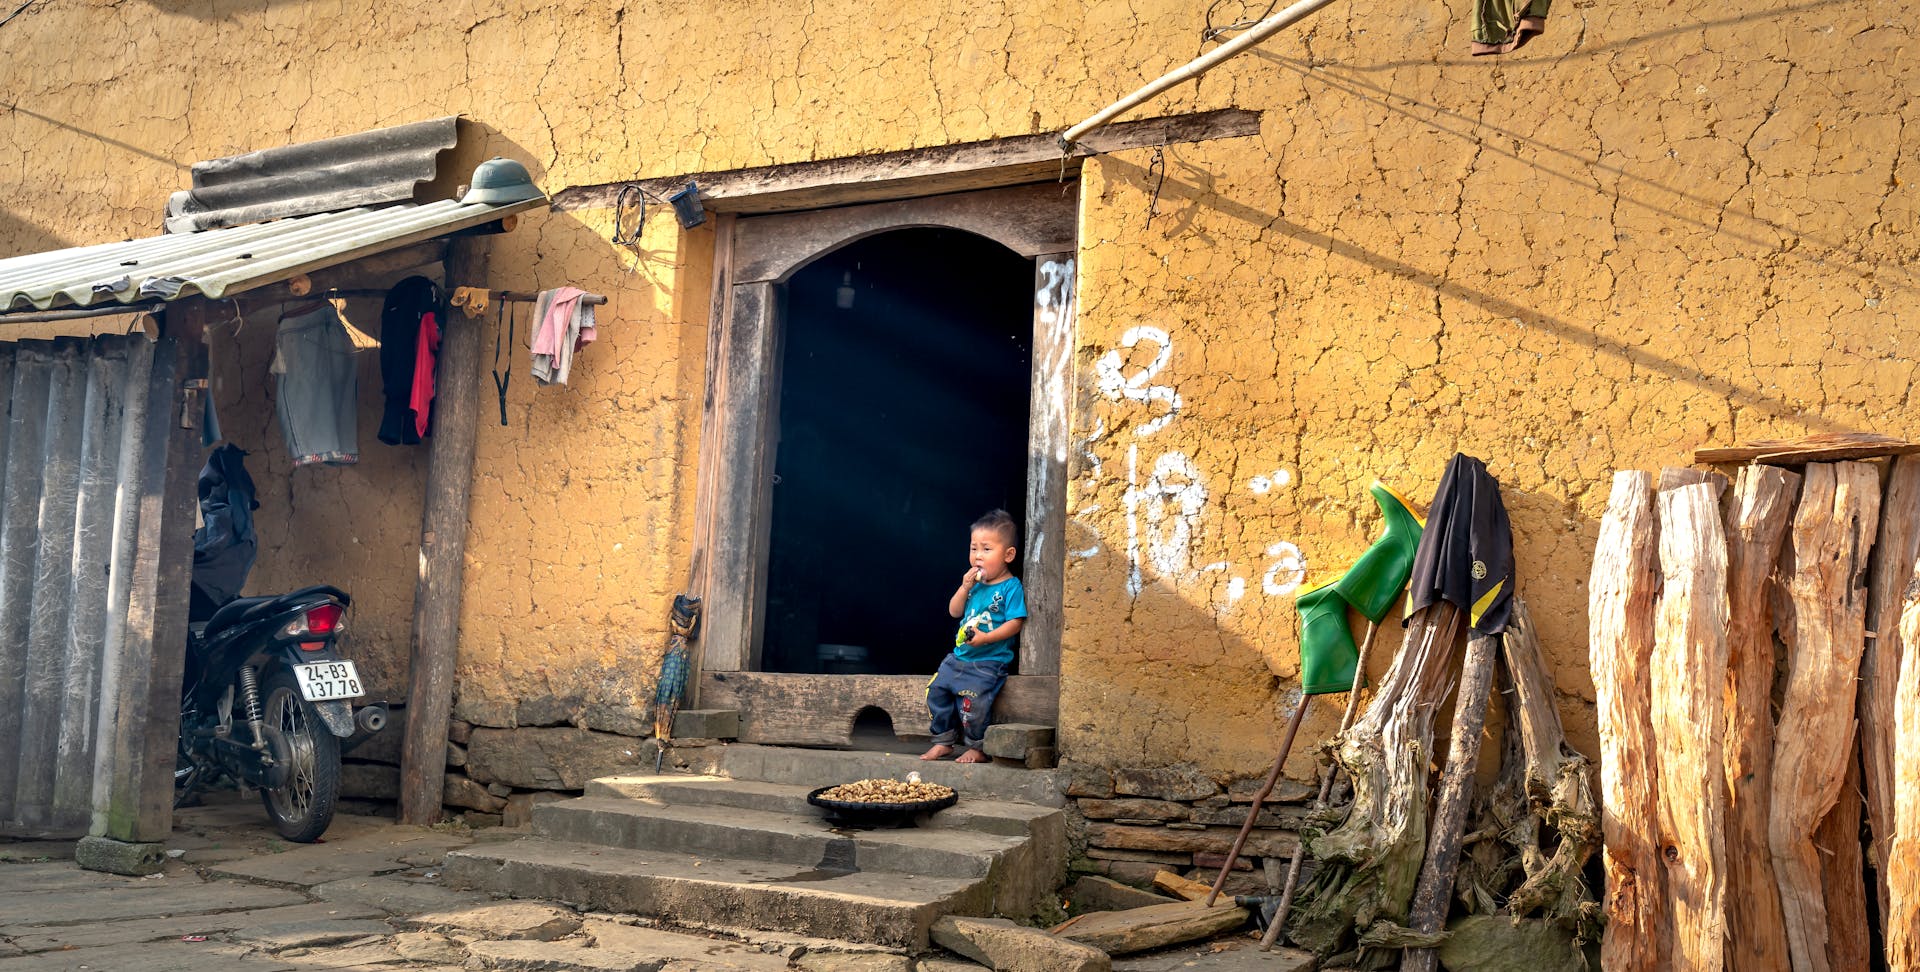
[201, 585, 351, 639]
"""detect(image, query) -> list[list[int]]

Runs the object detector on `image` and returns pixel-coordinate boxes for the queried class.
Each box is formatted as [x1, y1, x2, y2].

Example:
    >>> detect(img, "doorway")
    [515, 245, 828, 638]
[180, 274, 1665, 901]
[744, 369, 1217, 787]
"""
[761, 229, 1033, 676]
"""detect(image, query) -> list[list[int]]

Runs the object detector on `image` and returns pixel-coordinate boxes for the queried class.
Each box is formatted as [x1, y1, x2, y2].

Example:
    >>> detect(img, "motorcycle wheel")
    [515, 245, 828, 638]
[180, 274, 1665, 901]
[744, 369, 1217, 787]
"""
[258, 670, 341, 842]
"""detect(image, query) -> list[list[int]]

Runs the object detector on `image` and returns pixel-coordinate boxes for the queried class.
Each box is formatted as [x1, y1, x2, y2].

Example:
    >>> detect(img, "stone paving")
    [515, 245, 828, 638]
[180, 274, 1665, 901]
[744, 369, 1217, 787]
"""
[0, 793, 1311, 971]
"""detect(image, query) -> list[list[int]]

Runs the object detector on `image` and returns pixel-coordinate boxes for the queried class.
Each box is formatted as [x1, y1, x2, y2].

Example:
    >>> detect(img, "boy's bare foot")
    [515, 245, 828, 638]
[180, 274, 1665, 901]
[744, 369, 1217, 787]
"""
[956, 748, 989, 764]
[920, 744, 954, 760]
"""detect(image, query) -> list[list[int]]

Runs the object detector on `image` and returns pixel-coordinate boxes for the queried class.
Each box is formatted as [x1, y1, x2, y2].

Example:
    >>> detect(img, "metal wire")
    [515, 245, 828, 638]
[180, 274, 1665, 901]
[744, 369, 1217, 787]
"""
[612, 184, 649, 247]
[1202, 0, 1281, 43]
[1145, 146, 1167, 229]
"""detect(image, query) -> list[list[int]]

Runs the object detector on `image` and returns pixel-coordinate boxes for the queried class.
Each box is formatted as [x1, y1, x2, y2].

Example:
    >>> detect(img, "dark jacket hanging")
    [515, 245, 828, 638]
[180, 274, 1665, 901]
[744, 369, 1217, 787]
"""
[191, 444, 259, 618]
[379, 275, 443, 445]
[1406, 452, 1515, 634]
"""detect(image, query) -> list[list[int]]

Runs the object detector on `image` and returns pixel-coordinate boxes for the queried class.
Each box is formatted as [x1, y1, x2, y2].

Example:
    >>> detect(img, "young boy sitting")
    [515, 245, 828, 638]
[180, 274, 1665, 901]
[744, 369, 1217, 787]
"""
[922, 509, 1028, 763]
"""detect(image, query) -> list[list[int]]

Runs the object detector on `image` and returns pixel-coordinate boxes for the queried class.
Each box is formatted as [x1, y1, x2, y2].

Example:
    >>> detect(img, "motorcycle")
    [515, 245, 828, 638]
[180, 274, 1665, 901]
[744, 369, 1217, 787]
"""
[174, 445, 384, 842]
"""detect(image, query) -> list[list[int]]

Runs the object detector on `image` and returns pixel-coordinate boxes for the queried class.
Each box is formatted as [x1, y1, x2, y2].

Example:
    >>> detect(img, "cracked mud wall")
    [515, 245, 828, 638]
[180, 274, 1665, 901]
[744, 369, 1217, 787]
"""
[2, 0, 1915, 778]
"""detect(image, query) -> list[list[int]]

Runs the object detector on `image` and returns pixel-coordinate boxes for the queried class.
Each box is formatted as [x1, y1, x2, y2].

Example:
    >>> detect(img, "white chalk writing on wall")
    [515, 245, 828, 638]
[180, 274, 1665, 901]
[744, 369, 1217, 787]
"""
[1078, 327, 1306, 607]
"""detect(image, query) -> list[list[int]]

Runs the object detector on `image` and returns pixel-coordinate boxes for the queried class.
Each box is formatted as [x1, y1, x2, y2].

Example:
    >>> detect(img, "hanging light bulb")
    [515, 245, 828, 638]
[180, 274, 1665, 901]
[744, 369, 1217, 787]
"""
[835, 270, 857, 310]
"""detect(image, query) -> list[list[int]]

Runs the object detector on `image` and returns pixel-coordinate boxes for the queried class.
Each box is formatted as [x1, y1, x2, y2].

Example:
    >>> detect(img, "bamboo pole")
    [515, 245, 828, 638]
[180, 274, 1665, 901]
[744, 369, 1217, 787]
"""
[1588, 470, 1667, 972]
[1058, 0, 1340, 146]
[1400, 631, 1500, 972]
[1261, 620, 1381, 949]
[1770, 461, 1881, 972]
[1653, 478, 1731, 972]
[1722, 464, 1800, 971]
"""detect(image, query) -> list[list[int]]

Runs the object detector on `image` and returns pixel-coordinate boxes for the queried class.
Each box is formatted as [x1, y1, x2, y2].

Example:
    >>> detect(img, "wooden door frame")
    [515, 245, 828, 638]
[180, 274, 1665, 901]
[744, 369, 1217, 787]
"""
[690, 182, 1078, 743]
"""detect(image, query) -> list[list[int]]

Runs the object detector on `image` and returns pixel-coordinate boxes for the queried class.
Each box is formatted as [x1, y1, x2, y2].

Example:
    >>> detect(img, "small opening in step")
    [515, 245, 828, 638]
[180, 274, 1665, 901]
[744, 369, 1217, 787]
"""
[848, 706, 900, 751]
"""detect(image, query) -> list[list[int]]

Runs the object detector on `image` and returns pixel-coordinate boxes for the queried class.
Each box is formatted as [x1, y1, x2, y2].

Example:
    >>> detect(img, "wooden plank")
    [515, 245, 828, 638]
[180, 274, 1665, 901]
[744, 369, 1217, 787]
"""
[1400, 633, 1499, 972]
[732, 183, 1079, 284]
[1721, 464, 1799, 971]
[698, 672, 1057, 746]
[1022, 253, 1075, 677]
[0, 344, 51, 827]
[1816, 746, 1871, 972]
[1862, 454, 1920, 925]
[1769, 461, 1881, 972]
[1587, 470, 1668, 972]
[1152, 870, 1214, 901]
[1695, 431, 1919, 465]
[398, 238, 488, 826]
[552, 109, 1262, 215]
[1653, 479, 1731, 972]
[1050, 899, 1248, 955]
[1886, 551, 1920, 970]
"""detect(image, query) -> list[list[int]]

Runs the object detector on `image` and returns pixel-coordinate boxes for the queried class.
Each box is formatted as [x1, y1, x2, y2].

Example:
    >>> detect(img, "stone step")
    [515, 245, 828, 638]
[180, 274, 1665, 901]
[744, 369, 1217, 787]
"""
[586, 774, 1059, 839]
[441, 837, 988, 949]
[534, 796, 1026, 879]
[679, 744, 1066, 807]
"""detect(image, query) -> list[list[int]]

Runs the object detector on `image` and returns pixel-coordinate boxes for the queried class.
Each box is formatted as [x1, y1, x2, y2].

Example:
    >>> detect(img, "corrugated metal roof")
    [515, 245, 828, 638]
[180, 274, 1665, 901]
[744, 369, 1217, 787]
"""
[164, 117, 461, 234]
[0, 196, 545, 313]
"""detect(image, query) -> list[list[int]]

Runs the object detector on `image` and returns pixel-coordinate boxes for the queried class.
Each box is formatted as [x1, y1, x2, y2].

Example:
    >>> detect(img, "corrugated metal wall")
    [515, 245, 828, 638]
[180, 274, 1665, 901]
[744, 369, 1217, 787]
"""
[0, 334, 178, 837]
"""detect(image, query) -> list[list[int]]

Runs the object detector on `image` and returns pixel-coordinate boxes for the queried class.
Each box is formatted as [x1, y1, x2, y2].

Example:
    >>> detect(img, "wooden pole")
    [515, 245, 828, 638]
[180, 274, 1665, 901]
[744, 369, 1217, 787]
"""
[399, 237, 489, 825]
[1206, 694, 1310, 907]
[1058, 0, 1339, 146]
[1885, 550, 1920, 971]
[1769, 461, 1881, 972]
[1816, 746, 1871, 972]
[1722, 464, 1799, 971]
[1588, 470, 1668, 972]
[1862, 455, 1920, 925]
[1261, 620, 1380, 949]
[1653, 478, 1732, 972]
[1399, 632, 1499, 972]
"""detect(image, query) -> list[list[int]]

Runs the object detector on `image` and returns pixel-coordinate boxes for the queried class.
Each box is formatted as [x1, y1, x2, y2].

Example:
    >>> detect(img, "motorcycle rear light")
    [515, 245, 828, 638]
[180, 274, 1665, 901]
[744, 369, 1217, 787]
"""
[305, 603, 344, 635]
[299, 641, 325, 651]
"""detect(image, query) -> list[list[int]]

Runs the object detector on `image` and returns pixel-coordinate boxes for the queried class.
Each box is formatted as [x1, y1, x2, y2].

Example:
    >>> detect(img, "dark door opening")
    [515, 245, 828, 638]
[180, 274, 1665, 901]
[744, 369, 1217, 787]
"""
[762, 228, 1032, 676]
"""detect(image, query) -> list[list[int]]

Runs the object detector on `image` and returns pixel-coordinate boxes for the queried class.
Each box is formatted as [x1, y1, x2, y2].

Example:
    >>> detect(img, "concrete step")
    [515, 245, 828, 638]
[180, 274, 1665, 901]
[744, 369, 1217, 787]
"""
[441, 837, 988, 949]
[586, 774, 1060, 839]
[533, 796, 1026, 879]
[679, 744, 1066, 808]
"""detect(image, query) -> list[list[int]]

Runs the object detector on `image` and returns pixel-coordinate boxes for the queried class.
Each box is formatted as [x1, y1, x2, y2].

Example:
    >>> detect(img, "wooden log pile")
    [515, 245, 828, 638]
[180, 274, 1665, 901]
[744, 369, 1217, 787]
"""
[1591, 449, 1920, 970]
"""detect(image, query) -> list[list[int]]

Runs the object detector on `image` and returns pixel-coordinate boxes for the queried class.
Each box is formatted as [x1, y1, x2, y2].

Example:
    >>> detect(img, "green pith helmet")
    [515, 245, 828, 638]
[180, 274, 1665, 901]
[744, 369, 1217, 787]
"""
[460, 157, 543, 205]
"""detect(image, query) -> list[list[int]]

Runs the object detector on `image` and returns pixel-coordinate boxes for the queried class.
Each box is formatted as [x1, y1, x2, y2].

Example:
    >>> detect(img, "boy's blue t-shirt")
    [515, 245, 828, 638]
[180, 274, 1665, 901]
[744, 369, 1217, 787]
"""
[953, 575, 1027, 665]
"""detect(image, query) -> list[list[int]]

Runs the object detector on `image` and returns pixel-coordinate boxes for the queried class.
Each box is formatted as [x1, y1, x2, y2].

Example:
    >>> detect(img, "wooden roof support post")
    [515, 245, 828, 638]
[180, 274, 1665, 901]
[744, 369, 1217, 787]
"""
[1886, 553, 1920, 969]
[399, 237, 488, 825]
[1861, 455, 1920, 926]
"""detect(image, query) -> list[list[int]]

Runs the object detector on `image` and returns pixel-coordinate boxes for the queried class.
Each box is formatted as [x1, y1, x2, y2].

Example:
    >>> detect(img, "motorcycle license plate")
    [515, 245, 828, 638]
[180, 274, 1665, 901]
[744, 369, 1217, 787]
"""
[295, 661, 364, 702]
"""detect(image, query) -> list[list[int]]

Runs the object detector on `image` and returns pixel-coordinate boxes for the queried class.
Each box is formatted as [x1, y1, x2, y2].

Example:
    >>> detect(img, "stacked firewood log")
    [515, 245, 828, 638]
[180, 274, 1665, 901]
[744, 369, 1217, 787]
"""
[1590, 449, 1920, 971]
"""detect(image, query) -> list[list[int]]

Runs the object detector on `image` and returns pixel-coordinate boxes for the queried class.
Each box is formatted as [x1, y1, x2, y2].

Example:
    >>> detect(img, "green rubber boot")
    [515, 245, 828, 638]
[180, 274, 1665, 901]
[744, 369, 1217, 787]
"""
[1296, 579, 1360, 695]
[1331, 482, 1426, 623]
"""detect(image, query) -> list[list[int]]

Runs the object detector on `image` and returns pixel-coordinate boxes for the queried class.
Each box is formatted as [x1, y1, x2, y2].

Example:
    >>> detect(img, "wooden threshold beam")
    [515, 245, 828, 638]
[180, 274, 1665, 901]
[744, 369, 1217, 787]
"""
[552, 109, 1262, 216]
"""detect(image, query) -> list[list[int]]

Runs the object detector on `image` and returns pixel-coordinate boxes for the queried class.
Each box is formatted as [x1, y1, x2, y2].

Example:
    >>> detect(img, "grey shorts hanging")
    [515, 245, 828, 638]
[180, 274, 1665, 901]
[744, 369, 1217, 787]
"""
[272, 303, 360, 467]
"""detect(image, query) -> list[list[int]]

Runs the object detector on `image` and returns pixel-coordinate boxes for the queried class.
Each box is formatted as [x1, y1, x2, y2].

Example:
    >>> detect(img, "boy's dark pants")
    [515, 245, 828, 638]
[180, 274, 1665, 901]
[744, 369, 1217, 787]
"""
[927, 652, 1008, 751]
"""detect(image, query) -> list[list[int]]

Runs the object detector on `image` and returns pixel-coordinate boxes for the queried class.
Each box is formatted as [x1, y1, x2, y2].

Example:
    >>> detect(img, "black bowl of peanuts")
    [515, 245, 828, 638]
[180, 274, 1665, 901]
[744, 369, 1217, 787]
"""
[806, 776, 958, 827]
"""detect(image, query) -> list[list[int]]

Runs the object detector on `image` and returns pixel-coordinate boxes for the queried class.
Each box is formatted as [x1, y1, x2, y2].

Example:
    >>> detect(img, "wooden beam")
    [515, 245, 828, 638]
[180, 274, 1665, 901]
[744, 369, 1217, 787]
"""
[685, 213, 734, 705]
[1653, 478, 1731, 972]
[1862, 455, 1920, 926]
[1022, 252, 1074, 677]
[1401, 633, 1499, 972]
[1587, 470, 1668, 972]
[398, 238, 489, 826]
[1695, 431, 1920, 465]
[1722, 464, 1799, 972]
[551, 109, 1262, 215]
[1770, 461, 1881, 972]
[1886, 551, 1920, 969]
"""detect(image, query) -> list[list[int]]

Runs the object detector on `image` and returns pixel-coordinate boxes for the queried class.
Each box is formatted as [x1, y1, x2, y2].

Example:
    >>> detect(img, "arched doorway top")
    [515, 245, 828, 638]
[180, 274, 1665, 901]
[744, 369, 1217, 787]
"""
[730, 182, 1077, 284]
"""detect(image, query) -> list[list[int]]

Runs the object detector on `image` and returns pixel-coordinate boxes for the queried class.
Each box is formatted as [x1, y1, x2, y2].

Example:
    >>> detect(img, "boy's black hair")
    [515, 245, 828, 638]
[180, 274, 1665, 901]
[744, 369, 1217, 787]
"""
[971, 509, 1020, 547]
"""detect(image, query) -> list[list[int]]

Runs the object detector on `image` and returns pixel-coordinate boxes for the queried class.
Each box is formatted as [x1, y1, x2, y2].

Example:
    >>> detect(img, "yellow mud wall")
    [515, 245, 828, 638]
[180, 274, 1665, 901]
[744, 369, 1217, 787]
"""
[2, 0, 1913, 779]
